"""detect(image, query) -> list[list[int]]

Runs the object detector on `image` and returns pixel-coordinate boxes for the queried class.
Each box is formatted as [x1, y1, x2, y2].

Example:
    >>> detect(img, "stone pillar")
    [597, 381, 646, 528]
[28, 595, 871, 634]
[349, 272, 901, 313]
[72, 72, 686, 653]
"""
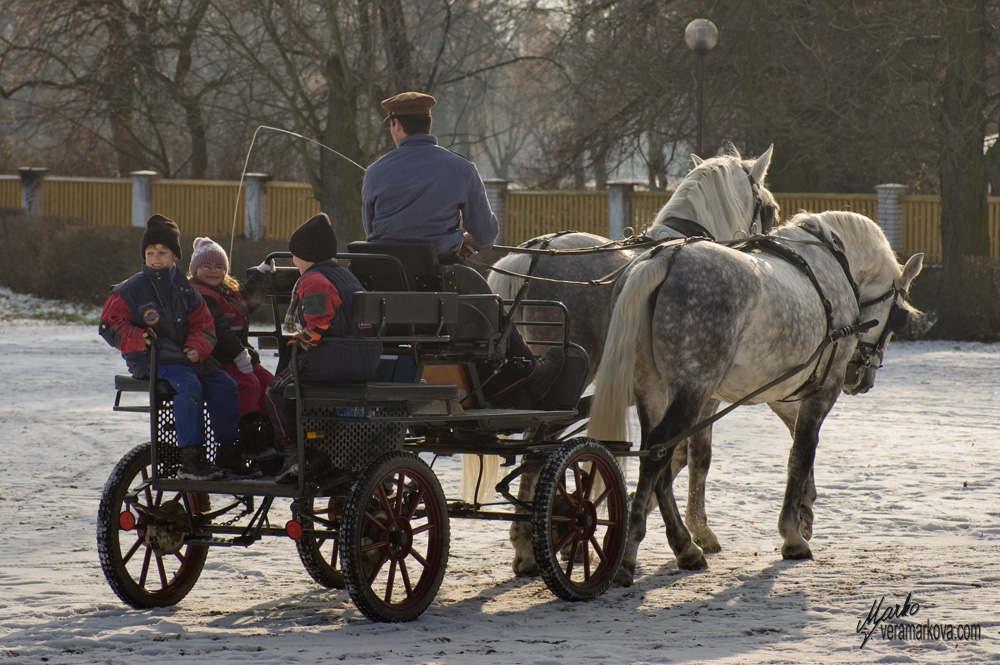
[130, 170, 158, 227]
[875, 183, 906, 254]
[484, 178, 508, 244]
[608, 181, 635, 239]
[245, 173, 270, 241]
[18, 167, 48, 216]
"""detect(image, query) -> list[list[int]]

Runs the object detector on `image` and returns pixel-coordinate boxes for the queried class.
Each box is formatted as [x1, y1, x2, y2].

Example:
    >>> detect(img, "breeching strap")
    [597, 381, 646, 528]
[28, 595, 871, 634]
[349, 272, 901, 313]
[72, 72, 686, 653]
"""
[645, 318, 878, 461]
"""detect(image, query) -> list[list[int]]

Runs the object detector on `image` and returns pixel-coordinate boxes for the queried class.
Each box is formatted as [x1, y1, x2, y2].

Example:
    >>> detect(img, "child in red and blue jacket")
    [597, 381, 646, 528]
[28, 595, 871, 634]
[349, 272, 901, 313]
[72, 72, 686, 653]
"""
[99, 215, 248, 480]
[265, 213, 380, 483]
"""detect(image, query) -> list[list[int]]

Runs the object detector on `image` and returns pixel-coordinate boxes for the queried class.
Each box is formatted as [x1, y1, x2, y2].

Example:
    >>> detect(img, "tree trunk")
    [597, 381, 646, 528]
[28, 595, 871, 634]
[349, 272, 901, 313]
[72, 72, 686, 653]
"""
[932, 0, 997, 339]
[317, 53, 366, 244]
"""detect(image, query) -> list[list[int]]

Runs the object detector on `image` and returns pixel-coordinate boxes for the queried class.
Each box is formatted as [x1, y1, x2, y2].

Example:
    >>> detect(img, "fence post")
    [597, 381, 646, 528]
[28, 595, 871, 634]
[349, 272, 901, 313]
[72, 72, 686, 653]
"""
[18, 167, 48, 216]
[484, 178, 508, 244]
[608, 181, 634, 239]
[245, 173, 270, 241]
[875, 183, 906, 254]
[130, 170, 158, 227]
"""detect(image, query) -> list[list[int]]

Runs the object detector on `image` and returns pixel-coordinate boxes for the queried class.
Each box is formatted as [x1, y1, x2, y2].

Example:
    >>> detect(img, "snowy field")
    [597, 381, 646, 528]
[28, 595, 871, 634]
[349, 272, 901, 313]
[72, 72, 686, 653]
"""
[1, 288, 998, 664]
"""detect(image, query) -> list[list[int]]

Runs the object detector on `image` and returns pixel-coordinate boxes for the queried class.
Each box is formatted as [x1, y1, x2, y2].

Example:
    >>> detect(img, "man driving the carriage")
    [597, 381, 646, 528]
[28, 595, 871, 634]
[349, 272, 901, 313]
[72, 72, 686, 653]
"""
[361, 91, 564, 407]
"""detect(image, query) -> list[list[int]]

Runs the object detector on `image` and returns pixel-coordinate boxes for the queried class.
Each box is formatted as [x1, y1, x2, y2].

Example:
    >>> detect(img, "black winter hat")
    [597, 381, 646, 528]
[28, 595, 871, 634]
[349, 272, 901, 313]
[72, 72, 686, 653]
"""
[141, 214, 183, 261]
[289, 213, 338, 262]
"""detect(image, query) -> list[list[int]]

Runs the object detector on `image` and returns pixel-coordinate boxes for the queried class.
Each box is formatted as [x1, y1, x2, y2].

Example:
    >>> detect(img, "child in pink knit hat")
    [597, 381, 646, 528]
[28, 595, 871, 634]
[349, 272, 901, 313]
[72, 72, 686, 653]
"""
[188, 237, 276, 457]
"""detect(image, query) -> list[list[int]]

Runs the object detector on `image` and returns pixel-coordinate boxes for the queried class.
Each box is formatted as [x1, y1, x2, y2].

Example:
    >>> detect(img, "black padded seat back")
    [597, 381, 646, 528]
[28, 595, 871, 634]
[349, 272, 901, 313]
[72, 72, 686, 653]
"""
[451, 294, 503, 344]
[347, 241, 443, 292]
[442, 264, 493, 295]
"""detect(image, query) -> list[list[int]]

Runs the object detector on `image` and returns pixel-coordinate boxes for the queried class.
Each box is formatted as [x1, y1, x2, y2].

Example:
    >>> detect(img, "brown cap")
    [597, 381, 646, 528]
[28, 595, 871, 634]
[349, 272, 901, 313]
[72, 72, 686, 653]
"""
[381, 91, 436, 118]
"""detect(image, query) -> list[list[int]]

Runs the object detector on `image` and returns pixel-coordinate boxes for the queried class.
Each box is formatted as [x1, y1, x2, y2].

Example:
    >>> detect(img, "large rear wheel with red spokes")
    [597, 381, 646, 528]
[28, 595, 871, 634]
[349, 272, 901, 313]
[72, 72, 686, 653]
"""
[340, 451, 449, 622]
[97, 441, 209, 608]
[532, 438, 627, 601]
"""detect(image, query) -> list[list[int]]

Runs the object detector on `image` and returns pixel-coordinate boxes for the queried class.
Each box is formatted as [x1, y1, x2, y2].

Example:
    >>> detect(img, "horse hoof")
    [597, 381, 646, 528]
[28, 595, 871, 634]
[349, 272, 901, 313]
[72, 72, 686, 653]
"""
[614, 568, 635, 587]
[677, 553, 708, 570]
[781, 542, 813, 560]
[512, 554, 539, 577]
[693, 532, 721, 554]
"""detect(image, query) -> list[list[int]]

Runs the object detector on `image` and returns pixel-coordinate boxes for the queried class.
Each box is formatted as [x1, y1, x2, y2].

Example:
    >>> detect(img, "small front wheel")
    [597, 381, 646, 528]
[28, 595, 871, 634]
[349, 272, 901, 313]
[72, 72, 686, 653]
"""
[532, 438, 627, 601]
[340, 451, 449, 622]
[97, 441, 210, 608]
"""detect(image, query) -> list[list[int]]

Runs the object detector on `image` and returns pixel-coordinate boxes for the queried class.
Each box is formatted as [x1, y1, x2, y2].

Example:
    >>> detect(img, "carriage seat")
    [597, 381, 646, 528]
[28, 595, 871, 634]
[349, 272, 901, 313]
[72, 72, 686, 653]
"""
[114, 374, 174, 395]
[347, 242, 504, 347]
[347, 241, 443, 291]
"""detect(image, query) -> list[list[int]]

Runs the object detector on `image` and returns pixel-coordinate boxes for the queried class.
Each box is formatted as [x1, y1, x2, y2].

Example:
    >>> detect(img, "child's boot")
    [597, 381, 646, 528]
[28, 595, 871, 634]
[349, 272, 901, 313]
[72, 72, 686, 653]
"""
[177, 446, 224, 480]
[216, 444, 263, 479]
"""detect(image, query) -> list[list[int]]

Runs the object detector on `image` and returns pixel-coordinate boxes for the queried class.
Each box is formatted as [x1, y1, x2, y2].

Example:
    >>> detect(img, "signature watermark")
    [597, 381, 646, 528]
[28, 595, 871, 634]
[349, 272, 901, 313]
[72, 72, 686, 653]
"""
[856, 592, 982, 648]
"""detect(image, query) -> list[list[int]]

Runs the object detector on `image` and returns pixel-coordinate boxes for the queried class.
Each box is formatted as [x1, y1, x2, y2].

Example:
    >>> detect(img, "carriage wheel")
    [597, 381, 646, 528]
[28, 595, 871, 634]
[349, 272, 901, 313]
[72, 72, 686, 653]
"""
[96, 441, 210, 608]
[531, 438, 627, 601]
[295, 493, 348, 589]
[340, 451, 449, 622]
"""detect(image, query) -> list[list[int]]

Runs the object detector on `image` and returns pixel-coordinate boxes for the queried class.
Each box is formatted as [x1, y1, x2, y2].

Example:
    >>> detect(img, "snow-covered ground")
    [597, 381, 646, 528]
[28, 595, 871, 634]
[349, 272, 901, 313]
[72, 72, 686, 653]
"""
[1, 287, 998, 664]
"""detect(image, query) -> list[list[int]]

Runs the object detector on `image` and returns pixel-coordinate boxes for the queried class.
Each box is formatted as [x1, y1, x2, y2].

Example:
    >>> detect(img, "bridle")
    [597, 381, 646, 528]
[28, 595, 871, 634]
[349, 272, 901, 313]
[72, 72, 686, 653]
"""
[845, 284, 908, 394]
[742, 165, 777, 235]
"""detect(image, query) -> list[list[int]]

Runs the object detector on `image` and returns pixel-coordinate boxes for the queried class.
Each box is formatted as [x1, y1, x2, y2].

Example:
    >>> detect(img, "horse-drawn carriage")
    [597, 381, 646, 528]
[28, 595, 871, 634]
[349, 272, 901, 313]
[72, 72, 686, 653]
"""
[97, 242, 630, 623]
[97, 146, 922, 622]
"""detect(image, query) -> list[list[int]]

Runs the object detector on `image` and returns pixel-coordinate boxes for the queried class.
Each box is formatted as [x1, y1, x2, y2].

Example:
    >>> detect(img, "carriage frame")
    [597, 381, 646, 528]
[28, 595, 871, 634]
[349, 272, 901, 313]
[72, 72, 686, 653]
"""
[97, 246, 630, 622]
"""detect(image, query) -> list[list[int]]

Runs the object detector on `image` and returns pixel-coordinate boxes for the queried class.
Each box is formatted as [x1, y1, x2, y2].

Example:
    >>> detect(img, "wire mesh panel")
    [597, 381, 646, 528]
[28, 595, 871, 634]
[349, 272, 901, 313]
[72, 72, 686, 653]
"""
[152, 396, 222, 478]
[302, 405, 407, 473]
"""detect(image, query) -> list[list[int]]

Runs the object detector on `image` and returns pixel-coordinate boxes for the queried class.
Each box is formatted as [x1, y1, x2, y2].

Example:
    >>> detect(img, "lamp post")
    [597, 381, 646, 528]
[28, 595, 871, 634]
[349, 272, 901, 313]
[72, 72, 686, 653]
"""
[684, 18, 719, 156]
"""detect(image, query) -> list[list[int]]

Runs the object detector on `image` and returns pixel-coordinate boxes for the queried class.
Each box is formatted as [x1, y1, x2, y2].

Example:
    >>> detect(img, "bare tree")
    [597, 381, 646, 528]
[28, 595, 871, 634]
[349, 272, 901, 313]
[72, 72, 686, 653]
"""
[0, 0, 215, 177]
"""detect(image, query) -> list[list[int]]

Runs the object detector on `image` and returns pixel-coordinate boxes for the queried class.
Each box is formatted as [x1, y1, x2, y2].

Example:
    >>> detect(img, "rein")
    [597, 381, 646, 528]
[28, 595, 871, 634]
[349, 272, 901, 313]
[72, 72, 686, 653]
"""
[468, 233, 669, 287]
[490, 233, 660, 256]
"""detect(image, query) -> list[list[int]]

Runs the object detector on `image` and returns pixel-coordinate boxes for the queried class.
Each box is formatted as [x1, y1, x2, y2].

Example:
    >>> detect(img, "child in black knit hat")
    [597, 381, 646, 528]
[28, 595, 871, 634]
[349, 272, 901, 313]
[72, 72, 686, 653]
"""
[264, 213, 381, 482]
[99, 215, 250, 480]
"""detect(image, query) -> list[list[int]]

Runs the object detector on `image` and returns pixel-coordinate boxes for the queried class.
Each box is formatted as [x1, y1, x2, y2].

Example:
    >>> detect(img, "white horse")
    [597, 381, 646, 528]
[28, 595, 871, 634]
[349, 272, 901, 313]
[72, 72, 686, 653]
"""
[588, 211, 923, 584]
[465, 146, 779, 576]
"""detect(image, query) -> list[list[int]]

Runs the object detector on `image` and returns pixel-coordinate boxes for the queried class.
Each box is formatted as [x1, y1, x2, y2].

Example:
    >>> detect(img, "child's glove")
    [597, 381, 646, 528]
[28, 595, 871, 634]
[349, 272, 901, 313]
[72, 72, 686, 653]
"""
[234, 349, 254, 374]
[288, 326, 329, 350]
[256, 260, 275, 273]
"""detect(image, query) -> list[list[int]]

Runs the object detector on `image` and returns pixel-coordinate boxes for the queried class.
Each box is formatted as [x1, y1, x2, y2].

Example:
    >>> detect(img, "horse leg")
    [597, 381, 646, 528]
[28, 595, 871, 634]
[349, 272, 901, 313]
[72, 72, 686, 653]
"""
[510, 462, 540, 576]
[646, 392, 709, 571]
[684, 399, 721, 553]
[778, 394, 834, 560]
[769, 400, 816, 541]
[615, 397, 662, 587]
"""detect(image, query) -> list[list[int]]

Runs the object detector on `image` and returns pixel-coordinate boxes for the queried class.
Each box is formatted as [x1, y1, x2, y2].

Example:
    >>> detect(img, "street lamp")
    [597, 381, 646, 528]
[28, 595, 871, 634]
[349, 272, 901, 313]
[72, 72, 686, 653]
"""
[684, 18, 719, 156]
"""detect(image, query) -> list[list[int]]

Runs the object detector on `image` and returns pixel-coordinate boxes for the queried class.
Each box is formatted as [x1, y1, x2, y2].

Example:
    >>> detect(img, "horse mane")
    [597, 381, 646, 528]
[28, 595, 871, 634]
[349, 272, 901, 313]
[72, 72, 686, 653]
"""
[785, 211, 902, 288]
[649, 148, 774, 240]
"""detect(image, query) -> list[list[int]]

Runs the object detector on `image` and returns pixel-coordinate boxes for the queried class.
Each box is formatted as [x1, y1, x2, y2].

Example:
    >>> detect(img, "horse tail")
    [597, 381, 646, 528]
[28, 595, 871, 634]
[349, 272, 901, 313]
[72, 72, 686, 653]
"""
[589, 249, 674, 443]
[486, 251, 532, 299]
[457, 252, 536, 504]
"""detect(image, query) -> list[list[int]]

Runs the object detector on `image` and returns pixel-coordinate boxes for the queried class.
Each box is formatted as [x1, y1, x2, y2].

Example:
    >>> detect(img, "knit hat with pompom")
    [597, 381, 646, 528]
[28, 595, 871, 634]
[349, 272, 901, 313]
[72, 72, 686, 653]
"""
[189, 236, 230, 275]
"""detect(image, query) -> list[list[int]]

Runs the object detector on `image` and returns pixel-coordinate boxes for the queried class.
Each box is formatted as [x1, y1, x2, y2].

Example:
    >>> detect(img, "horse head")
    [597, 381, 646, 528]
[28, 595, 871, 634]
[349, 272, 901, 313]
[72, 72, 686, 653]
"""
[788, 211, 923, 395]
[650, 144, 779, 241]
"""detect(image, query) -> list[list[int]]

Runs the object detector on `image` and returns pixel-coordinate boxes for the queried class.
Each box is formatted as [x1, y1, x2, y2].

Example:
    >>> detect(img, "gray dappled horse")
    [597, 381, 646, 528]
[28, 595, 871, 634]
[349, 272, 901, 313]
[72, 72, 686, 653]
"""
[468, 146, 780, 576]
[588, 211, 923, 584]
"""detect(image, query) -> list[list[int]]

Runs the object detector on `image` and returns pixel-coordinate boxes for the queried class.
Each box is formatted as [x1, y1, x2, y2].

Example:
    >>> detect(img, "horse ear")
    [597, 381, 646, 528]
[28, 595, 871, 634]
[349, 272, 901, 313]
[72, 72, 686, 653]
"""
[900, 253, 924, 291]
[691, 153, 704, 167]
[749, 144, 774, 183]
